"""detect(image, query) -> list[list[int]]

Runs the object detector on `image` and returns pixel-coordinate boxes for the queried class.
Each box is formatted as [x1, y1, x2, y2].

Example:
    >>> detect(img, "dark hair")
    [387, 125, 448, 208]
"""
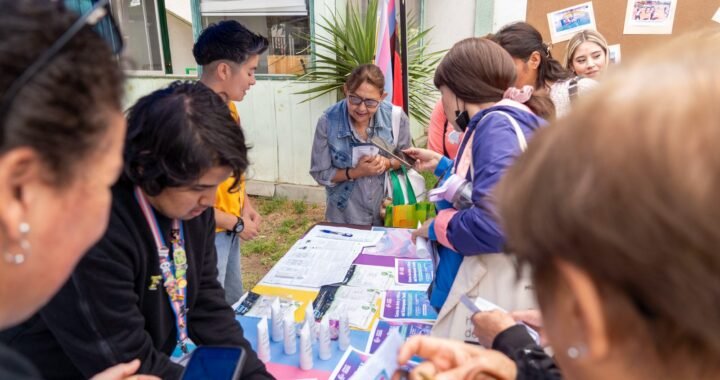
[345, 64, 385, 94]
[124, 81, 248, 196]
[489, 22, 573, 89]
[193, 20, 268, 65]
[0, 0, 123, 185]
[434, 37, 555, 119]
[497, 29, 720, 373]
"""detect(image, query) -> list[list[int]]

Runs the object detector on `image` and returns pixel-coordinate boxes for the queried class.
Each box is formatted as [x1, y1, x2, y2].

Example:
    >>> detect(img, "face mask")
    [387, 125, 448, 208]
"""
[454, 110, 470, 132]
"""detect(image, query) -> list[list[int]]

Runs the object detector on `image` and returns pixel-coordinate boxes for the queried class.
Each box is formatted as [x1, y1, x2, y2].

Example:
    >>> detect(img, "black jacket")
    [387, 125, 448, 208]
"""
[0, 180, 273, 380]
[0, 343, 41, 380]
[493, 325, 563, 380]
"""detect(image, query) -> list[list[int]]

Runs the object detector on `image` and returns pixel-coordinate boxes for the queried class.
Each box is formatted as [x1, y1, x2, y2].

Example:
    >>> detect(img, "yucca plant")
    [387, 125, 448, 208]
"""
[295, 0, 443, 128]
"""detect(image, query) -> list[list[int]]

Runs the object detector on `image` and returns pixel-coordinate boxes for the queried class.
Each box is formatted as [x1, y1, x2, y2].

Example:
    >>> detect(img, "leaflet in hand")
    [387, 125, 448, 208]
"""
[351, 144, 379, 167]
[460, 294, 541, 344]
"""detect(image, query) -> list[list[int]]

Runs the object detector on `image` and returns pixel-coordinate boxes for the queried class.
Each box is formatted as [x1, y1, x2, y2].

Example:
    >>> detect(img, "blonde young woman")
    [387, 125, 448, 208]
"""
[565, 30, 609, 79]
[397, 29, 720, 380]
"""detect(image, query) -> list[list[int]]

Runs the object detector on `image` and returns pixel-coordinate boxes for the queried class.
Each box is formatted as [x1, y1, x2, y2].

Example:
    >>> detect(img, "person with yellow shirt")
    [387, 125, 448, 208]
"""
[192, 20, 269, 305]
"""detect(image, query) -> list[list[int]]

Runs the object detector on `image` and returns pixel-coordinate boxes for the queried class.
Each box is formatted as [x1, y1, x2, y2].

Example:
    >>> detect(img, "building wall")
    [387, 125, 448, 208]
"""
[166, 12, 197, 76]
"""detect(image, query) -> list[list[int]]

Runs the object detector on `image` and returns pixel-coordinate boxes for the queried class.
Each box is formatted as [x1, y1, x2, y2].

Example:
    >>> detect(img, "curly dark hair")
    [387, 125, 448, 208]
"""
[124, 81, 249, 196]
[0, 0, 124, 185]
[193, 20, 268, 65]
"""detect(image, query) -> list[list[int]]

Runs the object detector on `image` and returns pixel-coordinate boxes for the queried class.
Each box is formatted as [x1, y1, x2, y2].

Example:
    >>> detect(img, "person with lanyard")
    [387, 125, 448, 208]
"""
[404, 37, 552, 311]
[1, 82, 273, 379]
[192, 20, 268, 306]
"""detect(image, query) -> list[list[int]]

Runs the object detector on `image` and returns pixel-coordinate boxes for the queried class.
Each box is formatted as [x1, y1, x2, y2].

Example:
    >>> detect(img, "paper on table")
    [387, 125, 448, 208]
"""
[351, 145, 379, 167]
[328, 347, 369, 380]
[381, 290, 438, 321]
[350, 328, 404, 380]
[260, 238, 361, 289]
[394, 259, 433, 285]
[460, 294, 540, 344]
[234, 291, 302, 319]
[306, 225, 384, 246]
[314, 285, 382, 330]
[366, 320, 433, 354]
[343, 264, 396, 290]
[362, 227, 429, 259]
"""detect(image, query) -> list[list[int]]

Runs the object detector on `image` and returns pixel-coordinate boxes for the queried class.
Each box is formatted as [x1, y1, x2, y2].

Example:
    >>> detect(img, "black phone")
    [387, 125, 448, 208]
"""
[181, 346, 246, 380]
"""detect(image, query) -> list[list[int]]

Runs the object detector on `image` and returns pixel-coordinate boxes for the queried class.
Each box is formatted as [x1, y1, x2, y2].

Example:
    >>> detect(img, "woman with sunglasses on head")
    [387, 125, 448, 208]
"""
[0, 0, 157, 379]
[310, 64, 411, 225]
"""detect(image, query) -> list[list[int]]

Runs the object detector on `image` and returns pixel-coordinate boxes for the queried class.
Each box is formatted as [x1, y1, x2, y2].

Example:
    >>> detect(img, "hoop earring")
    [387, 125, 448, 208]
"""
[567, 344, 587, 360]
[4, 222, 30, 265]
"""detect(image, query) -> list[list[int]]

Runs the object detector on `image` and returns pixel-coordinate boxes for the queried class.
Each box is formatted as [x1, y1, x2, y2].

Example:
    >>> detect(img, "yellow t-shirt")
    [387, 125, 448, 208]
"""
[214, 101, 246, 231]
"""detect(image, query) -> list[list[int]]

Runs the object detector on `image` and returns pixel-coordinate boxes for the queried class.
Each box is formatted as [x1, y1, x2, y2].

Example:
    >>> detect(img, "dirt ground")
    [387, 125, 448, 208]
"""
[240, 196, 325, 291]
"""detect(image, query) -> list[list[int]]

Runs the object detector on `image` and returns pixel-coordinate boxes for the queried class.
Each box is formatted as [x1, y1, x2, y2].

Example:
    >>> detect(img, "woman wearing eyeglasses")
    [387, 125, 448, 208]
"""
[0, 1, 155, 379]
[310, 64, 411, 225]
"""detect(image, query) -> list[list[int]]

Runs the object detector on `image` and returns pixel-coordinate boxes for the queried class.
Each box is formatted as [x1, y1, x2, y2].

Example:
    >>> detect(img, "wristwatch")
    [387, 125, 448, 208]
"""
[231, 216, 245, 234]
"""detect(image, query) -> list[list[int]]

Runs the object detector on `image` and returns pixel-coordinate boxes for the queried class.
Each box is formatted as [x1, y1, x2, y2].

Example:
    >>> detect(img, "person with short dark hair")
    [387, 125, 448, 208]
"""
[193, 20, 268, 305]
[2, 81, 273, 380]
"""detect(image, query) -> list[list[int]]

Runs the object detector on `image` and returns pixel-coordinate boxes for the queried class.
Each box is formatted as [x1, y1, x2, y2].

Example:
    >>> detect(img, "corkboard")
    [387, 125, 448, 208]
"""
[526, 1, 720, 63]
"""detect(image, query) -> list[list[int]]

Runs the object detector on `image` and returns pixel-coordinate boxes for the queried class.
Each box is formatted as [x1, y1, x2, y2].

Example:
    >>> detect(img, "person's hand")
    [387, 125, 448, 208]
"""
[396, 336, 517, 380]
[90, 359, 160, 380]
[471, 310, 516, 347]
[403, 147, 442, 172]
[355, 155, 386, 177]
[511, 309, 546, 345]
[239, 215, 259, 241]
[411, 218, 433, 244]
[242, 201, 262, 227]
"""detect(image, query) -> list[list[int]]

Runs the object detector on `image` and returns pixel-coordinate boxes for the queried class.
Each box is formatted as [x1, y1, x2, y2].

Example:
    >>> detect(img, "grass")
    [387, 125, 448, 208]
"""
[241, 196, 325, 291]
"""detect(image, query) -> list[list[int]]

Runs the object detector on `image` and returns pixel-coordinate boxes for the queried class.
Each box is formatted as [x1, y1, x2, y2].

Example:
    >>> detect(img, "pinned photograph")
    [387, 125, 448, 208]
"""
[624, 0, 678, 34]
[608, 44, 622, 65]
[547, 2, 597, 43]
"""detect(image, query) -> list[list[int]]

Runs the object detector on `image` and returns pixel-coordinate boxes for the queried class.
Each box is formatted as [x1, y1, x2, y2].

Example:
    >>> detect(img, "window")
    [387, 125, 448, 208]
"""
[201, 0, 312, 76]
[111, 0, 164, 73]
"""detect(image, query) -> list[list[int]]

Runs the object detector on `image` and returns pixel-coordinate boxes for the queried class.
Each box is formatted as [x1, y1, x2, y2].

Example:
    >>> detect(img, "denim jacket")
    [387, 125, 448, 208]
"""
[310, 100, 395, 211]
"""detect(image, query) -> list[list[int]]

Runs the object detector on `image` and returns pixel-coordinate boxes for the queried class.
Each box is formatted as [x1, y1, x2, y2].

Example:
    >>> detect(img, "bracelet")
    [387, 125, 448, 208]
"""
[345, 167, 352, 181]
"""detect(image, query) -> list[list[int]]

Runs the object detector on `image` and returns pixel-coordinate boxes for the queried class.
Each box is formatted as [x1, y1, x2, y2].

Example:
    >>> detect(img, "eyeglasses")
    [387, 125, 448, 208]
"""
[347, 94, 381, 109]
[0, 0, 123, 128]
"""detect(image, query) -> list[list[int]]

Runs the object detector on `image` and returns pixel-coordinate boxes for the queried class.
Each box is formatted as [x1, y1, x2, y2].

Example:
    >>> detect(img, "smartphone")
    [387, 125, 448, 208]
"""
[181, 346, 246, 380]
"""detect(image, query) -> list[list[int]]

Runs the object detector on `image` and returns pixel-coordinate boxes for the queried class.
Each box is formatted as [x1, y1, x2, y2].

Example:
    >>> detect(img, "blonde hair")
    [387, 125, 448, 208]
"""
[498, 28, 720, 375]
[564, 30, 609, 73]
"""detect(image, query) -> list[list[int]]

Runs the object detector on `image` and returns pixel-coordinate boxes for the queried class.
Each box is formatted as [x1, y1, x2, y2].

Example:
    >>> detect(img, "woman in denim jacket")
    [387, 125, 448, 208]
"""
[310, 64, 411, 225]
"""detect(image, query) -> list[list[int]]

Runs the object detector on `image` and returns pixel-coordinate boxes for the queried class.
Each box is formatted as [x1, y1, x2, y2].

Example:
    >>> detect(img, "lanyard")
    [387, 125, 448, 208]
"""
[134, 187, 191, 354]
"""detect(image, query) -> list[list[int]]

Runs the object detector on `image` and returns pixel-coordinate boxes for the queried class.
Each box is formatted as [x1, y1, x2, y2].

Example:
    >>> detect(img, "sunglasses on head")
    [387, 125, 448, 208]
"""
[0, 0, 123, 127]
[347, 94, 380, 109]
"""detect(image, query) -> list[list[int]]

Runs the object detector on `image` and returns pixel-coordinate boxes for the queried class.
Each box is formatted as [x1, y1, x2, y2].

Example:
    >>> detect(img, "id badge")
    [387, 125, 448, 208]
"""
[171, 339, 197, 366]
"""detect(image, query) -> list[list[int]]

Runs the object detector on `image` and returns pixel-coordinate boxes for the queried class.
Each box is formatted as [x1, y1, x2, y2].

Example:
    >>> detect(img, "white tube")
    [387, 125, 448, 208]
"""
[256, 317, 271, 363]
[305, 303, 318, 341]
[283, 311, 297, 355]
[416, 236, 430, 257]
[270, 298, 283, 342]
[338, 311, 350, 351]
[318, 317, 332, 360]
[299, 321, 314, 370]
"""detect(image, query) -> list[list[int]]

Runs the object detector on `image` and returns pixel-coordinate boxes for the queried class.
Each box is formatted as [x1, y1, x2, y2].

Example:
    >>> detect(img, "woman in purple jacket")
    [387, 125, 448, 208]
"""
[405, 37, 553, 310]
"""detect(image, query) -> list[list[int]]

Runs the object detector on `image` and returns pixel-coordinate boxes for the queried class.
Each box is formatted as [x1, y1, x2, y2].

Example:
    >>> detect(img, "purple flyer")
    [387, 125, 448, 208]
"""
[329, 348, 369, 380]
[367, 320, 433, 353]
[395, 259, 433, 284]
[382, 290, 438, 321]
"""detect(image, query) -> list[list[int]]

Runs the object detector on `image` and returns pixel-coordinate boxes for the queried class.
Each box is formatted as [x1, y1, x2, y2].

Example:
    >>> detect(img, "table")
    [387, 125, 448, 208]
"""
[234, 224, 436, 380]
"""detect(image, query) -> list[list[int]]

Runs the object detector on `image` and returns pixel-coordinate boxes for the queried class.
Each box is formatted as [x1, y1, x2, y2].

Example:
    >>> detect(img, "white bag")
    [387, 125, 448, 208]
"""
[386, 105, 426, 202]
[430, 111, 536, 342]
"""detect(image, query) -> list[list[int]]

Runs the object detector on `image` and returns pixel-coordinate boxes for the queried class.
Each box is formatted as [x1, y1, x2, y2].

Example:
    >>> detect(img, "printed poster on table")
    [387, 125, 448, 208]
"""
[546, 2, 597, 43]
[394, 259, 433, 285]
[624, 0, 678, 35]
[366, 320, 433, 354]
[329, 348, 369, 380]
[381, 290, 438, 321]
[342, 264, 396, 290]
[313, 284, 382, 330]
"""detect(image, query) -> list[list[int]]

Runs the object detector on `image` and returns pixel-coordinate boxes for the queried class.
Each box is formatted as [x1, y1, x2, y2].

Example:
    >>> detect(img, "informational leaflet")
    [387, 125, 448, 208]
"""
[381, 290, 438, 321]
[306, 225, 384, 246]
[362, 227, 429, 259]
[233, 291, 301, 319]
[260, 237, 361, 289]
[366, 320, 433, 354]
[342, 264, 396, 290]
[350, 329, 404, 380]
[351, 144, 379, 167]
[329, 348, 369, 380]
[394, 259, 433, 285]
[313, 285, 382, 330]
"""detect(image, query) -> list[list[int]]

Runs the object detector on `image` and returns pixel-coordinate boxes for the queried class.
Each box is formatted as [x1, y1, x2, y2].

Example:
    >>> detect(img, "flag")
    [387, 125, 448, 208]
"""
[375, 0, 396, 100]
